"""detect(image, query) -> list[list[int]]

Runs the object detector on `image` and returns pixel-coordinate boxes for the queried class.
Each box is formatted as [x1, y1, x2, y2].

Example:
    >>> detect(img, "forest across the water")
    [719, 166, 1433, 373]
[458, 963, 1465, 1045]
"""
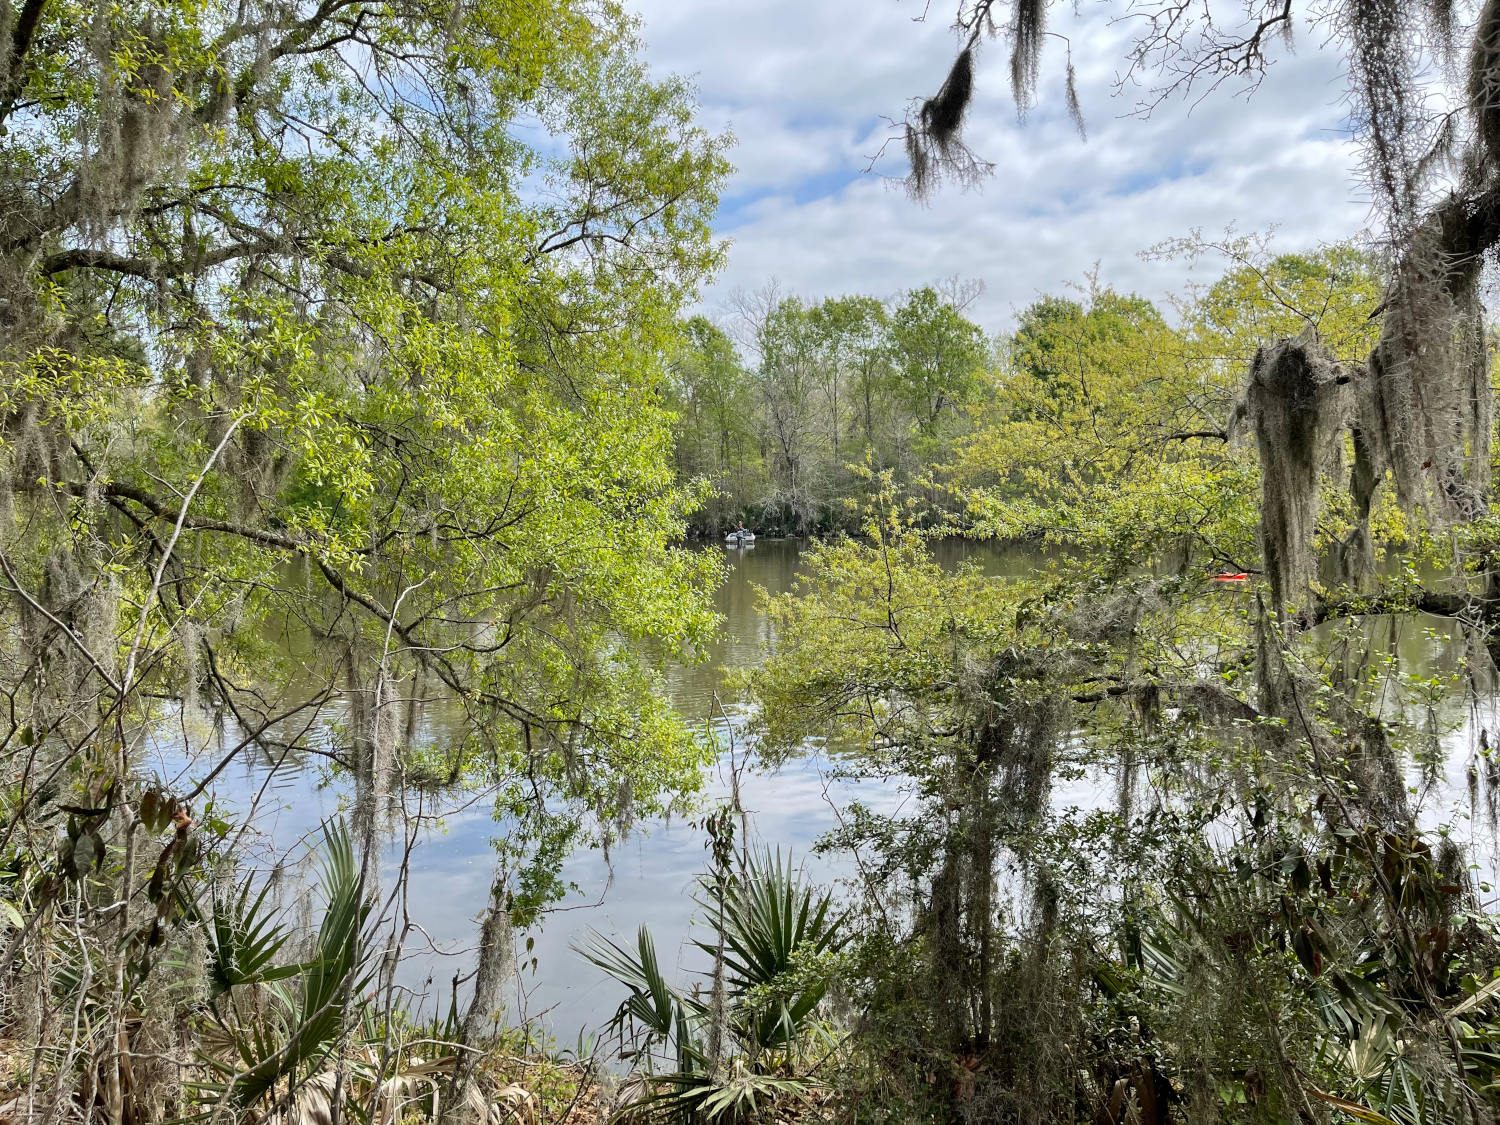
[665, 244, 1383, 542]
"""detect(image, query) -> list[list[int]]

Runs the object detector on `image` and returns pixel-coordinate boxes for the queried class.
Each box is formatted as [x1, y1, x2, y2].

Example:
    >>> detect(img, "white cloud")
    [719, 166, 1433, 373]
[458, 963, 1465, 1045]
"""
[704, 103, 857, 194]
[627, 0, 1372, 333]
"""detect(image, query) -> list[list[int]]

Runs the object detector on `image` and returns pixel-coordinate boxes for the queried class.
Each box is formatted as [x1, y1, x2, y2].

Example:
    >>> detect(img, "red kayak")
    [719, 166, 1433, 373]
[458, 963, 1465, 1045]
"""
[1210, 572, 1249, 582]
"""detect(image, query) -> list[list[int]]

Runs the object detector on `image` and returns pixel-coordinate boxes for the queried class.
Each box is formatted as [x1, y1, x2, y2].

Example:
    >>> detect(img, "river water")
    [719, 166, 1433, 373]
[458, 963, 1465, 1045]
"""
[156, 538, 1500, 1046]
[169, 539, 889, 1042]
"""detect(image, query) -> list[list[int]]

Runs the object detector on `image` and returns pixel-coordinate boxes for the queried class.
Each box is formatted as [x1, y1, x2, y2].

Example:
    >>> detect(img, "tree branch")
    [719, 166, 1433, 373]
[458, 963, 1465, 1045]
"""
[0, 0, 49, 129]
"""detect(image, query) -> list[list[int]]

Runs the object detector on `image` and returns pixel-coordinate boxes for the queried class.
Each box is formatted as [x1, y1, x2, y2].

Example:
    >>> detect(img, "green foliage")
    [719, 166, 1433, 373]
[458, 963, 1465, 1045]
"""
[636, 1063, 819, 1125]
[201, 878, 300, 1000]
[668, 317, 766, 527]
[743, 247, 1500, 1124]
[0, 8, 738, 1114]
[888, 285, 990, 438]
[0, 0, 730, 928]
[1170, 236, 1385, 371]
[199, 821, 375, 1108]
[581, 849, 845, 1121]
[669, 284, 990, 535]
[962, 277, 1256, 571]
[808, 295, 893, 455]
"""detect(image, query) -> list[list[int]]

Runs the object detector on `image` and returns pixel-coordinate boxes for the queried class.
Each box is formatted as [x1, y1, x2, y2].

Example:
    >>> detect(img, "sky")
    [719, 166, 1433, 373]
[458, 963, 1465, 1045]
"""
[625, 0, 1374, 335]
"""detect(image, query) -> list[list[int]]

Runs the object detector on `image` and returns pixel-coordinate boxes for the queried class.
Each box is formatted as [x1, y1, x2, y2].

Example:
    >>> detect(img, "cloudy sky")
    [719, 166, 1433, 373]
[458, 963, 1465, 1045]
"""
[625, 0, 1373, 334]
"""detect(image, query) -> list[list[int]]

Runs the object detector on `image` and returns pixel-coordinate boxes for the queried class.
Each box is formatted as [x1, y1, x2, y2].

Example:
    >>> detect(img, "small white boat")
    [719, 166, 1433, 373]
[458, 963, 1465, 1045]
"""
[725, 529, 756, 544]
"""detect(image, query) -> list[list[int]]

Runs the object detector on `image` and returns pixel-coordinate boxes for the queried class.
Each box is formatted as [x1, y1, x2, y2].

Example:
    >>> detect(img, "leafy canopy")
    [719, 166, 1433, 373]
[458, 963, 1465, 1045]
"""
[0, 0, 732, 908]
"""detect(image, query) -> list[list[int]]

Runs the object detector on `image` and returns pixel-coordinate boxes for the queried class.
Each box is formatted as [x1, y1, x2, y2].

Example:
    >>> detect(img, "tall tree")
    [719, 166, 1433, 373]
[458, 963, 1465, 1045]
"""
[809, 294, 894, 458]
[888, 286, 990, 438]
[745, 295, 825, 531]
[0, 0, 735, 1110]
[668, 316, 763, 528]
[0, 0, 730, 969]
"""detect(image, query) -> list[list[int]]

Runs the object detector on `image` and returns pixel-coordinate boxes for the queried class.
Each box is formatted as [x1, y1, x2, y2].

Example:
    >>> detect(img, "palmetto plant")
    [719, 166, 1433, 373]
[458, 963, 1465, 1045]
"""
[201, 876, 302, 1000]
[581, 924, 705, 1076]
[699, 849, 847, 1053]
[631, 1061, 818, 1125]
[580, 850, 846, 1122]
[1122, 845, 1500, 1125]
[194, 820, 376, 1111]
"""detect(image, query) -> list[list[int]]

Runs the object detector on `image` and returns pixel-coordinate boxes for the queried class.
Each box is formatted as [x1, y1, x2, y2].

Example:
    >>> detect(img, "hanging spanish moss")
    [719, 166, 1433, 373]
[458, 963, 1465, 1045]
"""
[1253, 610, 1415, 832]
[462, 883, 514, 1042]
[1009, 0, 1045, 114]
[1339, 416, 1384, 586]
[925, 46, 974, 152]
[943, 665, 1079, 1125]
[1066, 578, 1168, 642]
[1358, 204, 1493, 526]
[171, 622, 201, 725]
[1485, 735, 1500, 828]
[1330, 0, 1500, 552]
[1471, 0, 1500, 160]
[905, 0, 1095, 198]
[1241, 334, 1348, 613]
[77, 10, 186, 234]
[347, 646, 399, 853]
[1342, 710, 1414, 827]
[919, 651, 1070, 1076]
[1064, 58, 1085, 139]
[1433, 0, 1461, 51]
[1346, 0, 1427, 229]
[223, 425, 296, 519]
[908, 47, 976, 198]
[8, 403, 66, 494]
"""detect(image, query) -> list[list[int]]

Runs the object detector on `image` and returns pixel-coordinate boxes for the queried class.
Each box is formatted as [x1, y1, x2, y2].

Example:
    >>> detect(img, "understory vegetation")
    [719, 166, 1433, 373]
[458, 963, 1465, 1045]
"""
[10, 0, 1500, 1123]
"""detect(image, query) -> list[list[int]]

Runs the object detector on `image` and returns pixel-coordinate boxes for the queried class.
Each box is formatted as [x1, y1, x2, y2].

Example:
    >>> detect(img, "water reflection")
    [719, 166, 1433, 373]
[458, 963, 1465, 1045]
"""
[663, 539, 805, 715]
[169, 538, 1500, 1045]
[177, 539, 907, 1041]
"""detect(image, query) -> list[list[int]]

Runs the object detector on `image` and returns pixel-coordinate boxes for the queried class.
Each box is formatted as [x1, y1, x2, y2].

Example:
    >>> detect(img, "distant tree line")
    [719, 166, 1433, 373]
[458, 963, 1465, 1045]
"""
[665, 280, 992, 536]
[667, 244, 1385, 541]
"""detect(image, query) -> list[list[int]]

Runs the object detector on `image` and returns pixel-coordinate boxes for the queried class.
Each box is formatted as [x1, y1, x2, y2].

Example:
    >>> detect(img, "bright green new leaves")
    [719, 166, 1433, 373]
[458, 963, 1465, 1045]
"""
[1170, 238, 1384, 373]
[750, 498, 1038, 768]
[958, 246, 1386, 585]
[960, 283, 1257, 577]
[808, 294, 892, 455]
[0, 0, 731, 900]
[744, 245, 1500, 1124]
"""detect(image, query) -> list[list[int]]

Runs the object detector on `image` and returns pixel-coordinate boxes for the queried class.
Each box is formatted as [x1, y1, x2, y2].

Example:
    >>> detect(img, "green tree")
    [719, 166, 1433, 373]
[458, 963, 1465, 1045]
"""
[668, 316, 764, 529]
[1171, 238, 1384, 374]
[674, 284, 987, 535]
[753, 424, 1500, 1125]
[888, 287, 990, 439]
[747, 295, 825, 532]
[0, 0, 731, 1110]
[2, 0, 731, 845]
[808, 294, 894, 460]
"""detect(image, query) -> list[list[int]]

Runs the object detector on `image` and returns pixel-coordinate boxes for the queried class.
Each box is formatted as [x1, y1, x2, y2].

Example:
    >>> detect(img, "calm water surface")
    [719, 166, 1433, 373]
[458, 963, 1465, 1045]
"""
[163, 539, 1500, 1043]
[178, 539, 913, 1039]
